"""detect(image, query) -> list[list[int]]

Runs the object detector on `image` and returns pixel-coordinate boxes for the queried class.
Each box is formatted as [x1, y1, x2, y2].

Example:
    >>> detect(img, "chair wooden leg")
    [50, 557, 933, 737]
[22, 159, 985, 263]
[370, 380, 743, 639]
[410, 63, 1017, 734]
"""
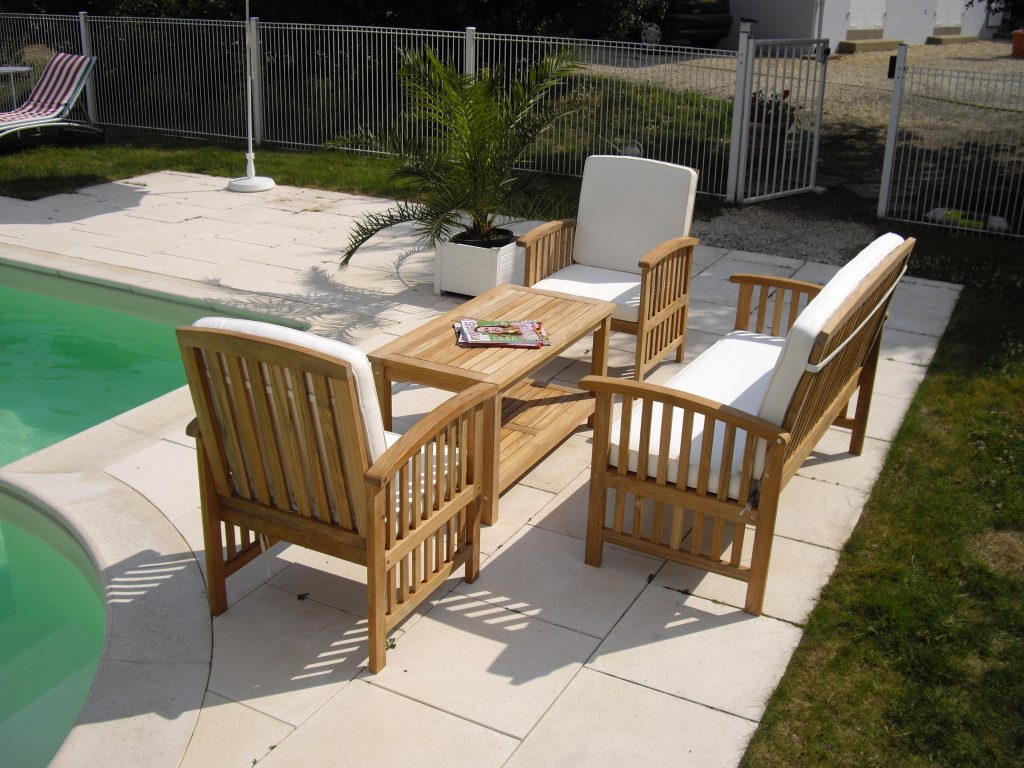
[585, 475, 606, 567]
[849, 334, 883, 455]
[366, 491, 388, 673]
[465, 500, 481, 584]
[196, 442, 228, 615]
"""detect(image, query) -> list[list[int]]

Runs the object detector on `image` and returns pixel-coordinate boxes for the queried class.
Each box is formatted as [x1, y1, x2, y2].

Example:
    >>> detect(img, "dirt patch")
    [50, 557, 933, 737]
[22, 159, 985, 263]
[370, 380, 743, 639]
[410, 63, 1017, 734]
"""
[969, 530, 1024, 580]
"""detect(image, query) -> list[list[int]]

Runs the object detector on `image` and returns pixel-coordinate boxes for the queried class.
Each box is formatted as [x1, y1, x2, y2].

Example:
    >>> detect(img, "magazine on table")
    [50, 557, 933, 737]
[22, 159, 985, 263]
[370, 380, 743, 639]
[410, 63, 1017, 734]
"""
[454, 318, 549, 348]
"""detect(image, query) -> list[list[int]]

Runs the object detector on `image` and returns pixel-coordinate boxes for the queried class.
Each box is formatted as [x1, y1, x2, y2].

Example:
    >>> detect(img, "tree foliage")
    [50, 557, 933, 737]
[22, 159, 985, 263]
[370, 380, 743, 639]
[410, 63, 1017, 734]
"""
[0, 0, 666, 39]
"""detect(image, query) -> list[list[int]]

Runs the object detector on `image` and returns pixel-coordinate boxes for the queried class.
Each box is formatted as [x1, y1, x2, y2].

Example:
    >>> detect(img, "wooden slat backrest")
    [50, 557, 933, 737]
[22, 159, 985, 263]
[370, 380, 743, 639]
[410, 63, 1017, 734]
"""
[178, 327, 371, 536]
[781, 238, 915, 469]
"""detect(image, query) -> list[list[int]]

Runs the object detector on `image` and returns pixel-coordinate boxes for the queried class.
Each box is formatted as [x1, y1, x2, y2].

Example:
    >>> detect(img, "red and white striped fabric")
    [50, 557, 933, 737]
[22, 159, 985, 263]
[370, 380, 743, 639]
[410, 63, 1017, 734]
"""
[0, 52, 94, 129]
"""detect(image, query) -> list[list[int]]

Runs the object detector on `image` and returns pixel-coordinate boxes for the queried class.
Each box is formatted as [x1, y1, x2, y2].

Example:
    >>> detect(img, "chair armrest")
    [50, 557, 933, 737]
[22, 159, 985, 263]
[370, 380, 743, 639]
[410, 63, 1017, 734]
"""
[633, 236, 698, 379]
[579, 375, 787, 442]
[729, 273, 823, 336]
[518, 219, 577, 286]
[580, 374, 789, 503]
[365, 383, 498, 487]
[185, 417, 201, 438]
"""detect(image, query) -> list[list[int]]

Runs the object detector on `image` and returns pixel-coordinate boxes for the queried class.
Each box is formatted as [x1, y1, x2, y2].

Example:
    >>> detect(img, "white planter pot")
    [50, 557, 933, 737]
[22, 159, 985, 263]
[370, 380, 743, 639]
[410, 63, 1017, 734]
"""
[433, 237, 525, 297]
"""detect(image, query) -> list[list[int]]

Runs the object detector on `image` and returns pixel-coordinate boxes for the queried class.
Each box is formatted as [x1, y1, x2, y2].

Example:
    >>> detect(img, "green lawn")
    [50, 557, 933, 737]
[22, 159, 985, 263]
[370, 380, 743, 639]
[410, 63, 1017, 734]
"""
[2, 136, 1021, 767]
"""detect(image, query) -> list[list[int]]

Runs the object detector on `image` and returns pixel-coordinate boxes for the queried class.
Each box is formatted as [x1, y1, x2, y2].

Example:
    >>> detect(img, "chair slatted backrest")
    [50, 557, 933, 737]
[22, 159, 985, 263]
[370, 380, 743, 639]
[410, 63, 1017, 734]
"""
[782, 238, 915, 471]
[21, 53, 95, 117]
[178, 327, 371, 536]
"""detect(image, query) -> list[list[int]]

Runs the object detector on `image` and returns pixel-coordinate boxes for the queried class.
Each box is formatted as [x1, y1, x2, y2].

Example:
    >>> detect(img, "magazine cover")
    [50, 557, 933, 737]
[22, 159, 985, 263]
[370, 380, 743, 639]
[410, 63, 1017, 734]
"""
[454, 319, 548, 348]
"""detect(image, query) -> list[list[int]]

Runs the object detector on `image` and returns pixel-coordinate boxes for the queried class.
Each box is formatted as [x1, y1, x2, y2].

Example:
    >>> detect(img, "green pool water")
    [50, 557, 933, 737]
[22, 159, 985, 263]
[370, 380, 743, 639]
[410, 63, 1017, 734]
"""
[0, 279, 186, 466]
[0, 269, 202, 766]
[0, 496, 105, 768]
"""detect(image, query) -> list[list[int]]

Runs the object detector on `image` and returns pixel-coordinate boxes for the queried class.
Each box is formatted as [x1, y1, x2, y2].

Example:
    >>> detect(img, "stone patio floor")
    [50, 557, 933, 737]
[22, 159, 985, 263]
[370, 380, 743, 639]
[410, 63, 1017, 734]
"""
[0, 172, 960, 768]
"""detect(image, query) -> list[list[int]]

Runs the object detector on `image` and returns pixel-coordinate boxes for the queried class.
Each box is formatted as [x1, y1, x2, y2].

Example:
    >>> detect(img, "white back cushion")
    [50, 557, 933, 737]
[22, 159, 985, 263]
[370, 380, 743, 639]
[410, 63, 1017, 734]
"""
[193, 318, 388, 460]
[573, 155, 698, 274]
[757, 233, 905, 425]
[611, 331, 785, 499]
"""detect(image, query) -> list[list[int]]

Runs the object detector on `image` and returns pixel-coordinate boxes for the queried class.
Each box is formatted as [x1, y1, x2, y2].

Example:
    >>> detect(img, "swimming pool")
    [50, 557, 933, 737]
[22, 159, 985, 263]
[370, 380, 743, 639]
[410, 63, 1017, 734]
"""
[0, 270, 194, 466]
[0, 494, 105, 768]
[0, 264, 281, 765]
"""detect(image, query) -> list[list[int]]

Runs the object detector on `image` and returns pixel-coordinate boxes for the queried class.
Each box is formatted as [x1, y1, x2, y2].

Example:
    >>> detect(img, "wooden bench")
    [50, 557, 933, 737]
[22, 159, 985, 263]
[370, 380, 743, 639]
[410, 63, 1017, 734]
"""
[581, 233, 916, 614]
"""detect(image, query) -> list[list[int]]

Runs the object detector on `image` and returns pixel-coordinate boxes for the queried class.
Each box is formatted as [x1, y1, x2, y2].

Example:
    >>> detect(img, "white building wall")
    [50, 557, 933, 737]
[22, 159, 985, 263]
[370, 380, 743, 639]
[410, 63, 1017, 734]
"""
[884, 0, 938, 43]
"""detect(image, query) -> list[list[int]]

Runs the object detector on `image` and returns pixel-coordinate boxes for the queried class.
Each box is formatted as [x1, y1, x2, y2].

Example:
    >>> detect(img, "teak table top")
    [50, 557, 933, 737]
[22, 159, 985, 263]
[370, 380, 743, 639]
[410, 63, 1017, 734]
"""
[369, 284, 616, 393]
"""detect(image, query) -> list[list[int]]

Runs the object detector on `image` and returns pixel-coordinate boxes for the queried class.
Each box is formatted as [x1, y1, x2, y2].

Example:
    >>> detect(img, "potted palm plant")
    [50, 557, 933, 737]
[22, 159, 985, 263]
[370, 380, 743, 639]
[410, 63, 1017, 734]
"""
[339, 46, 579, 296]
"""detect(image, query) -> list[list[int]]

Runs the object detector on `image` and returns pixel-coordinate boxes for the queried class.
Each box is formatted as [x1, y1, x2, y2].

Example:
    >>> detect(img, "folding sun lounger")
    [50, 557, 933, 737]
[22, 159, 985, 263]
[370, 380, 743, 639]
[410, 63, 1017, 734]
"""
[0, 52, 98, 140]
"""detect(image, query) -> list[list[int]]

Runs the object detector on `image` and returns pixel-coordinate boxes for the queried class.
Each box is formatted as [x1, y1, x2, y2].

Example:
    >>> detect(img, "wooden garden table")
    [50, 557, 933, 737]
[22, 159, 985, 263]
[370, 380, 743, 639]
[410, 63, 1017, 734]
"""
[369, 284, 614, 524]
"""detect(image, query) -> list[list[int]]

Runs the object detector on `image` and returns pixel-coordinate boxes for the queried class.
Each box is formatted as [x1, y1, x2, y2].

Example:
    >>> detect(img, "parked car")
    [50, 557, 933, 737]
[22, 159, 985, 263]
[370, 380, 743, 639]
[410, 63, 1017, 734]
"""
[640, 0, 733, 47]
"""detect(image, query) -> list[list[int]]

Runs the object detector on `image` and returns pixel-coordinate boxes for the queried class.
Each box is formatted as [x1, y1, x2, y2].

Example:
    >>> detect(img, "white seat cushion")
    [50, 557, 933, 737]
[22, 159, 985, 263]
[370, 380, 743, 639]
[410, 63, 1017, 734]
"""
[533, 263, 641, 323]
[193, 317, 389, 461]
[610, 331, 784, 499]
[573, 155, 697, 275]
[757, 233, 905, 425]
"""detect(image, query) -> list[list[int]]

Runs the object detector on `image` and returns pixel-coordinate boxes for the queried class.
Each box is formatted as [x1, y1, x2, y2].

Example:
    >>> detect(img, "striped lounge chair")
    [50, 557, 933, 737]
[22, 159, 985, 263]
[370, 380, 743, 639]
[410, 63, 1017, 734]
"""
[0, 52, 98, 140]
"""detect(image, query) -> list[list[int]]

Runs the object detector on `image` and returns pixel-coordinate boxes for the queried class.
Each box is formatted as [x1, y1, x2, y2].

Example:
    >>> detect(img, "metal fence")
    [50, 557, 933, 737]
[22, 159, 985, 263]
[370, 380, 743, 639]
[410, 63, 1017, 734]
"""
[880, 44, 1024, 238]
[0, 13, 827, 204]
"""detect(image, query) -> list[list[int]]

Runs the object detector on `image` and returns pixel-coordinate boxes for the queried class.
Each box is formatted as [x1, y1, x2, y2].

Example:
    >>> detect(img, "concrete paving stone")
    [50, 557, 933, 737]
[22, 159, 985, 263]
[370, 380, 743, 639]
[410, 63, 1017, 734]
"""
[458, 525, 657, 638]
[201, 204, 296, 227]
[688, 299, 740, 336]
[483, 482, 556, 555]
[111, 386, 196, 441]
[126, 203, 216, 224]
[655, 534, 840, 626]
[367, 594, 599, 739]
[45, 201, 127, 223]
[272, 209, 355, 232]
[888, 279, 960, 336]
[51, 659, 208, 768]
[151, 216, 247, 240]
[104, 439, 201, 523]
[98, 232, 183, 257]
[69, 210, 166, 238]
[588, 585, 802, 721]
[691, 243, 730, 271]
[289, 223, 357, 250]
[774, 473, 869, 550]
[880, 327, 941, 367]
[163, 236, 276, 265]
[862, 390, 914, 442]
[208, 584, 367, 726]
[178, 692, 294, 768]
[78, 181, 152, 203]
[518, 431, 595, 495]
[531, 467, 591, 541]
[216, 222, 305, 247]
[505, 667, 756, 768]
[24, 192, 99, 212]
[386, 382, 455, 424]
[704, 251, 803, 276]
[3, 420, 162, 473]
[789, 259, 841, 285]
[691, 273, 754, 307]
[872, 357, 929, 399]
[797, 431, 892, 491]
[260, 680, 517, 768]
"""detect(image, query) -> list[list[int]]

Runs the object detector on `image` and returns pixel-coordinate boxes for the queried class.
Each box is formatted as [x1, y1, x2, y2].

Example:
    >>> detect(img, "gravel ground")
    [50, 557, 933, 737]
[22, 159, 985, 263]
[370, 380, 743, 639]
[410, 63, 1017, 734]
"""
[694, 40, 1022, 262]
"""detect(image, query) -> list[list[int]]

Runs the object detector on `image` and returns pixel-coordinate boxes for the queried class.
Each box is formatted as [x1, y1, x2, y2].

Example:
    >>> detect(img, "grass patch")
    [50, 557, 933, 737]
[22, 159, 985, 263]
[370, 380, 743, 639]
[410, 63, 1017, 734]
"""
[0, 133, 408, 200]
[743, 235, 1024, 767]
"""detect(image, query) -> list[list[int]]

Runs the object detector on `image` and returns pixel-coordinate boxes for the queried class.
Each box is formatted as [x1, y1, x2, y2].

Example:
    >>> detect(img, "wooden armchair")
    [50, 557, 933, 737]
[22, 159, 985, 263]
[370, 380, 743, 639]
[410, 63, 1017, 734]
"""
[582, 235, 915, 614]
[177, 318, 495, 672]
[518, 155, 698, 380]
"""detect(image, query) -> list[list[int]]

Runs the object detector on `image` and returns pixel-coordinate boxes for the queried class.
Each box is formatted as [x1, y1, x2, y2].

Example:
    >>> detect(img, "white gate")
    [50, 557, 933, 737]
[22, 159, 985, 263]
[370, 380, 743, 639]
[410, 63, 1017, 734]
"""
[727, 22, 829, 203]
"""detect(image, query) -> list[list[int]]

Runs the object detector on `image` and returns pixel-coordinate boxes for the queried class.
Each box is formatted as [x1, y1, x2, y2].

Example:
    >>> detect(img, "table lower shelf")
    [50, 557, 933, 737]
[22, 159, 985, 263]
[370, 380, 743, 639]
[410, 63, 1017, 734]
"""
[497, 378, 594, 492]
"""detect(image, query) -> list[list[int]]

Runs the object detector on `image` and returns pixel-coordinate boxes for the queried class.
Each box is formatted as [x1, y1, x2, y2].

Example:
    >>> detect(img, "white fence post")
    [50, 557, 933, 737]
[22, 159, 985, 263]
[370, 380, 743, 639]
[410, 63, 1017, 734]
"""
[249, 16, 264, 146]
[78, 11, 98, 123]
[878, 44, 907, 219]
[464, 26, 476, 77]
[726, 20, 754, 204]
